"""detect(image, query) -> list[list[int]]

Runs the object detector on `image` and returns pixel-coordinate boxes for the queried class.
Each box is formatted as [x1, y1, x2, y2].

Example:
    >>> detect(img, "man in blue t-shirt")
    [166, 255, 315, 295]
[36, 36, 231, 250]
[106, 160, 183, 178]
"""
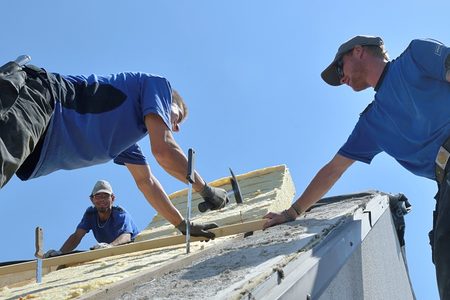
[44, 180, 140, 257]
[263, 35, 450, 298]
[0, 65, 229, 240]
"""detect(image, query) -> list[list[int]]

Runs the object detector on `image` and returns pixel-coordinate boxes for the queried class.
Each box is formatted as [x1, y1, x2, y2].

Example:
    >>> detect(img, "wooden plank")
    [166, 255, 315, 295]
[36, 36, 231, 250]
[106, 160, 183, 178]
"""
[0, 260, 36, 275]
[0, 219, 266, 284]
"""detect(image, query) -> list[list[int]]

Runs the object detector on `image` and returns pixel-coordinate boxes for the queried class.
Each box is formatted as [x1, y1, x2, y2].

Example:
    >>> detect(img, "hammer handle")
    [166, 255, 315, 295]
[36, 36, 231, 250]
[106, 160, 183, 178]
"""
[35, 227, 44, 258]
[186, 148, 196, 183]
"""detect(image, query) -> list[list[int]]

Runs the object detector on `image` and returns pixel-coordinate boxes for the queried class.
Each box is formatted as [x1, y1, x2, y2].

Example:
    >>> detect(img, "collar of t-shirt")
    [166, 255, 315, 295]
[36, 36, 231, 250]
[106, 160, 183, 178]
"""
[374, 62, 390, 92]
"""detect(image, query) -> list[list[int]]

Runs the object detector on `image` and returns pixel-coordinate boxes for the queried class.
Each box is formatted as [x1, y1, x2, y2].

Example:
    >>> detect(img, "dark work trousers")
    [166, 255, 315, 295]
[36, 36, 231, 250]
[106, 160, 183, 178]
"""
[431, 171, 450, 300]
[0, 65, 55, 188]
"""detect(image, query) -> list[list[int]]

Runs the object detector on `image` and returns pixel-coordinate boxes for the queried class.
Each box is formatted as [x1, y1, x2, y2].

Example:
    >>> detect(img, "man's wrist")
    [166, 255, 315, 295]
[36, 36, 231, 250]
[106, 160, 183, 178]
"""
[192, 175, 206, 192]
[283, 208, 297, 221]
[290, 203, 302, 216]
[198, 183, 210, 197]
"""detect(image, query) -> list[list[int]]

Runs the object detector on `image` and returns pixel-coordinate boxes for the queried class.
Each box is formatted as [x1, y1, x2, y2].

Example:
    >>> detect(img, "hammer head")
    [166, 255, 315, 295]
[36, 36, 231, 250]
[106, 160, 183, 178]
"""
[229, 168, 243, 204]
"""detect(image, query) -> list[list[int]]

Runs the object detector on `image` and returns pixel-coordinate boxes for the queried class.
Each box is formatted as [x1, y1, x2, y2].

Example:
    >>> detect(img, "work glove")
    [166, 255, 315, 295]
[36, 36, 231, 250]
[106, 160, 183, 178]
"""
[43, 249, 62, 258]
[176, 219, 219, 240]
[198, 184, 229, 213]
[90, 242, 112, 250]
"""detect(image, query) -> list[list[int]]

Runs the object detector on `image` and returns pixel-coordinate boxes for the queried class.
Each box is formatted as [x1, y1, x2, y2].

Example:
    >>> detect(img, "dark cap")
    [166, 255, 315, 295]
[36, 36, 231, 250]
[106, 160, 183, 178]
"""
[321, 35, 384, 86]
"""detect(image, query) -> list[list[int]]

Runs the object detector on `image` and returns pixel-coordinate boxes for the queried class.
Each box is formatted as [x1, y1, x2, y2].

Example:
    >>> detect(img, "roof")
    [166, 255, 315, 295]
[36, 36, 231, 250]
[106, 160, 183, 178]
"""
[0, 165, 414, 299]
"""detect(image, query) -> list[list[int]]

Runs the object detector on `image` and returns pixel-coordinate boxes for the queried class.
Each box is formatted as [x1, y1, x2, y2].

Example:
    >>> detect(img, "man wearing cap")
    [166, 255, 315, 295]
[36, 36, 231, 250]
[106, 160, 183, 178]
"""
[0, 63, 228, 240]
[44, 180, 140, 257]
[263, 35, 450, 298]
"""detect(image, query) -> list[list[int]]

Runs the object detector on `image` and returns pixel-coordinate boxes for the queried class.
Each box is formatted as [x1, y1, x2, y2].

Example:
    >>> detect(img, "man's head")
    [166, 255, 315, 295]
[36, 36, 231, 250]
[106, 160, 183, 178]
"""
[89, 180, 115, 212]
[321, 35, 388, 88]
[170, 89, 188, 132]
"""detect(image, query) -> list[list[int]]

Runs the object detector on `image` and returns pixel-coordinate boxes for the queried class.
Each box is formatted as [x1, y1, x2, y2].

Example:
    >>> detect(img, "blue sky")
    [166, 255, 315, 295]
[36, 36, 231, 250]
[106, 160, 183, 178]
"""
[1, 1, 448, 298]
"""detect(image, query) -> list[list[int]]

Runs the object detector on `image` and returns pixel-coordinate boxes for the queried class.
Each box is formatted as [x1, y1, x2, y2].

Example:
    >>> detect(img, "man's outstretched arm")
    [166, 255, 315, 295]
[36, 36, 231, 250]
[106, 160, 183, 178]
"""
[144, 113, 229, 212]
[125, 162, 219, 239]
[125, 163, 184, 226]
[144, 113, 206, 192]
[263, 154, 355, 229]
[60, 228, 87, 253]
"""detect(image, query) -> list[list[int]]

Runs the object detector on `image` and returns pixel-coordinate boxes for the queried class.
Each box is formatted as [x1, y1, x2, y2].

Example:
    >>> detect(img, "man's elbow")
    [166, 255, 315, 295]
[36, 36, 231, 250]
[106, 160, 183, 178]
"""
[151, 145, 173, 168]
[134, 176, 155, 193]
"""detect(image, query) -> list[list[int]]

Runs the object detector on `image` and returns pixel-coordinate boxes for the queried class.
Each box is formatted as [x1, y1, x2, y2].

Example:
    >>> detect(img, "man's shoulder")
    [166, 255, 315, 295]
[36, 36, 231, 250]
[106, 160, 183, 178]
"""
[112, 205, 125, 212]
[112, 205, 128, 216]
[402, 38, 447, 58]
[84, 206, 97, 214]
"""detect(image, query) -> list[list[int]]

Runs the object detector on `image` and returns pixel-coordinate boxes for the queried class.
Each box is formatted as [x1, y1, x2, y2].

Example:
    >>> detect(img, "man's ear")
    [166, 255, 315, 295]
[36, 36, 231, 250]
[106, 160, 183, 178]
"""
[353, 45, 364, 58]
[111, 194, 116, 203]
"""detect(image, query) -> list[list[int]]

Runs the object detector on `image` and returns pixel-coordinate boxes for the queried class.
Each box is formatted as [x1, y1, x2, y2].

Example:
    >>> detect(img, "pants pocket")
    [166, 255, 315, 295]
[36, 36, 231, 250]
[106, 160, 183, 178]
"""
[0, 65, 26, 113]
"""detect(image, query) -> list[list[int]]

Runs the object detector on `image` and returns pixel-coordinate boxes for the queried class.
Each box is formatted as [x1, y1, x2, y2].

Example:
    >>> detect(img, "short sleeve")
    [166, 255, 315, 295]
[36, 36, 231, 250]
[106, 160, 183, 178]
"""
[76, 208, 95, 233]
[114, 143, 147, 165]
[408, 39, 450, 81]
[338, 118, 382, 164]
[114, 207, 140, 240]
[140, 75, 173, 130]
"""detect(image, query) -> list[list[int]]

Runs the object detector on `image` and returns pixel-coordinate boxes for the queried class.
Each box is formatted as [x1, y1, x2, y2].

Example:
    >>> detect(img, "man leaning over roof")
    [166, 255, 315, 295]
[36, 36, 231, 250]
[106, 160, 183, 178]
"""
[45, 180, 140, 257]
[0, 61, 229, 239]
[263, 35, 450, 298]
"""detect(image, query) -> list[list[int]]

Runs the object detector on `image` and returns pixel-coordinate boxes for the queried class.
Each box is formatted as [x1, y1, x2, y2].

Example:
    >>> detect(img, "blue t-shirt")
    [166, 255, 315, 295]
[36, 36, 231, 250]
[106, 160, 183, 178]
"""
[339, 39, 450, 180]
[28, 72, 173, 179]
[77, 206, 140, 243]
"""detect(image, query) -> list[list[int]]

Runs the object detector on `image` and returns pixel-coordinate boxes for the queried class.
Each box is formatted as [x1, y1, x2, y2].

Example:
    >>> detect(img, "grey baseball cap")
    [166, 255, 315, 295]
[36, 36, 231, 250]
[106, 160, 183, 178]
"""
[321, 35, 384, 86]
[91, 180, 113, 196]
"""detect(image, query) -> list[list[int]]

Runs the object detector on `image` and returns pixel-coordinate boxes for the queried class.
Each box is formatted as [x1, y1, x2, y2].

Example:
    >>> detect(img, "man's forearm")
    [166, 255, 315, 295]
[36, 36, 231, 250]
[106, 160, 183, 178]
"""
[292, 166, 342, 214]
[139, 174, 184, 225]
[110, 233, 131, 246]
[153, 139, 206, 191]
[126, 163, 184, 226]
[60, 234, 81, 253]
[291, 155, 354, 217]
[145, 113, 207, 191]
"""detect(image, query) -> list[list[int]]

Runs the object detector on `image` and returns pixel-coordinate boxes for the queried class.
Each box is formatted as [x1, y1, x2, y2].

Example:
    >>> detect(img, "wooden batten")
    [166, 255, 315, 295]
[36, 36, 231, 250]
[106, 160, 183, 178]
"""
[0, 219, 266, 287]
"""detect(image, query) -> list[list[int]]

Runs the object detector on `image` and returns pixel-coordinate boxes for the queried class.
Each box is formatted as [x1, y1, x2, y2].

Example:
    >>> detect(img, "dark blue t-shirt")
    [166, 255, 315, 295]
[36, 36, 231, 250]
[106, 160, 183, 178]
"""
[27, 72, 173, 179]
[77, 206, 140, 243]
[339, 39, 450, 180]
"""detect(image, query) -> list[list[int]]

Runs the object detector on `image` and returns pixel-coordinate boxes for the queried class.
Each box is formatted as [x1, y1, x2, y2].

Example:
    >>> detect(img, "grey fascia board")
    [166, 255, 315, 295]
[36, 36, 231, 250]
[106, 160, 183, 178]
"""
[246, 194, 390, 300]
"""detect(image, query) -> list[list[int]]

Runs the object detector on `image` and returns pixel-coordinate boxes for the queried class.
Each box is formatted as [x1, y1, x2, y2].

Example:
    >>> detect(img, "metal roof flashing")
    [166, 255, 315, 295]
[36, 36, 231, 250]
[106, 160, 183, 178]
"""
[248, 192, 414, 300]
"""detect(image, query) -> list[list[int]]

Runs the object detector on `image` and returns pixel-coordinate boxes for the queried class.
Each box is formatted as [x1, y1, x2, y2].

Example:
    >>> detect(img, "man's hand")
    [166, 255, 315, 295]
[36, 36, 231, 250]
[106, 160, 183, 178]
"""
[43, 249, 62, 258]
[176, 220, 218, 240]
[198, 184, 229, 212]
[263, 210, 296, 230]
[90, 242, 112, 250]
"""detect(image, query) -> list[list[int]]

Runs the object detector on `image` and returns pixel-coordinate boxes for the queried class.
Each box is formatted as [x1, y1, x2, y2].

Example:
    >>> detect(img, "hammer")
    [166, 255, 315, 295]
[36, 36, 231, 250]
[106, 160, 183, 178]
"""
[185, 148, 195, 254]
[0, 55, 31, 73]
[198, 168, 244, 212]
[34, 227, 44, 283]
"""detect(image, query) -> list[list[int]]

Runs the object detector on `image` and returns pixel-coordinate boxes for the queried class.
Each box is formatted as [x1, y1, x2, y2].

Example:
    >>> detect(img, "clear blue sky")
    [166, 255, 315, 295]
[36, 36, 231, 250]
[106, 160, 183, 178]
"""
[1, 1, 448, 298]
